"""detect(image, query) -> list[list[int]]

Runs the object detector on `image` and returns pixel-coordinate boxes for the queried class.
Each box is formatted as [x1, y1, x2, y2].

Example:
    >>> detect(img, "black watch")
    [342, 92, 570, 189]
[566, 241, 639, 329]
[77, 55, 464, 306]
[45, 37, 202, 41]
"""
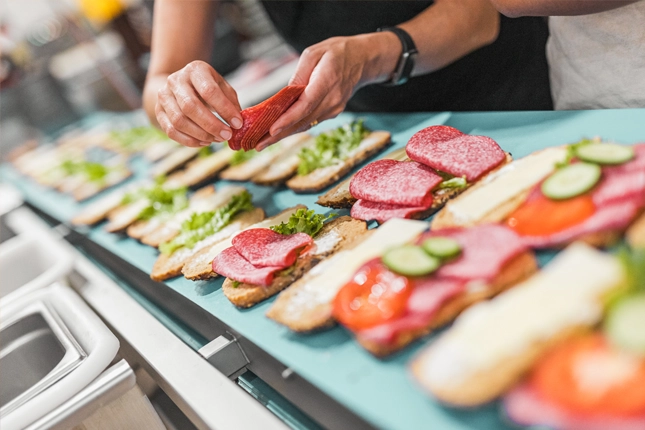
[376, 26, 418, 86]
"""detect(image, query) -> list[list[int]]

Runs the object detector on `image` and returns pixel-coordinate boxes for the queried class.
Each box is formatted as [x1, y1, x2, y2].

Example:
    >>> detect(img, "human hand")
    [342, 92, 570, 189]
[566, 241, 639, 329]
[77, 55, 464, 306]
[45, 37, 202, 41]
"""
[155, 60, 243, 147]
[255, 32, 400, 150]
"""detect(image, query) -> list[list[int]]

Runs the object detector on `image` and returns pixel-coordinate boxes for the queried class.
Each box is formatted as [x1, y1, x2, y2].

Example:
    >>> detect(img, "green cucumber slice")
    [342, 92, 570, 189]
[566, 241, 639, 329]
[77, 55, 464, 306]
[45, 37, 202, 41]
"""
[422, 237, 462, 259]
[542, 162, 601, 200]
[382, 245, 440, 277]
[605, 294, 645, 357]
[576, 143, 635, 165]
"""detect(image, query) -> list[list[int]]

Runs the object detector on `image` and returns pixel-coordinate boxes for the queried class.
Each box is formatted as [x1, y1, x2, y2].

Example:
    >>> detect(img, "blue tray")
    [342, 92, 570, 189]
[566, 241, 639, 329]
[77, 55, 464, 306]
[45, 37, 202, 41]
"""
[3, 108, 645, 430]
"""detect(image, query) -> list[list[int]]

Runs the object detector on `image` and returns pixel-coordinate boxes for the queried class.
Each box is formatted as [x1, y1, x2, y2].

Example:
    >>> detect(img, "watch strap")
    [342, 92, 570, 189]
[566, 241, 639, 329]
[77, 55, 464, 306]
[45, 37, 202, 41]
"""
[376, 26, 418, 86]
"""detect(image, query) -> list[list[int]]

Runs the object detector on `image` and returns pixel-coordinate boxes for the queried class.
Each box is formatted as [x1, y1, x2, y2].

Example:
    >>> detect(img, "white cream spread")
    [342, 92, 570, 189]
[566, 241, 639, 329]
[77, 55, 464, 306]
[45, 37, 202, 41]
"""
[416, 243, 624, 388]
[445, 147, 568, 225]
[312, 230, 341, 255]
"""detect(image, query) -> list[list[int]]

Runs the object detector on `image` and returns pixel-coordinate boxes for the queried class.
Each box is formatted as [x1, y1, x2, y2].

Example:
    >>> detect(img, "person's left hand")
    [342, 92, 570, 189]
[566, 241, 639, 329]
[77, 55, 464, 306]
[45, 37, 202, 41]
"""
[255, 32, 400, 150]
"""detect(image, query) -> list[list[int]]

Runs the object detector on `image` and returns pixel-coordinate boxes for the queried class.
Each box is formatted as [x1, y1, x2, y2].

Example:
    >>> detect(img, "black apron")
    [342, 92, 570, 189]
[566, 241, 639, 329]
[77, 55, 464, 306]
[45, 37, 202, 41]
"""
[261, 0, 553, 112]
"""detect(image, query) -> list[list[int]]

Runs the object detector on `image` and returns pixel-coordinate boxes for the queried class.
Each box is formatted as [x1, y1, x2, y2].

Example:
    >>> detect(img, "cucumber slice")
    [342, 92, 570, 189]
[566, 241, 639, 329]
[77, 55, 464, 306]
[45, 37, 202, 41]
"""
[382, 245, 440, 277]
[605, 294, 645, 356]
[422, 237, 462, 259]
[542, 163, 601, 200]
[576, 143, 635, 165]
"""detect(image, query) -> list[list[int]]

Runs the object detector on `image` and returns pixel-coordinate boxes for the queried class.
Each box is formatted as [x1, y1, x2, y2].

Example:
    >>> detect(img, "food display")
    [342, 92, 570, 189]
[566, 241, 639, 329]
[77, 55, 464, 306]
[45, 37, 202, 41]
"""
[5, 108, 644, 430]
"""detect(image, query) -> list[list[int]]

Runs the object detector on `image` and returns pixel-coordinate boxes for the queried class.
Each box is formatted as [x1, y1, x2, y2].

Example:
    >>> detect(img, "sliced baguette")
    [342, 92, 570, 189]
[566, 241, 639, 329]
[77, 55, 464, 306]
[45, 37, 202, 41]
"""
[166, 146, 234, 188]
[104, 199, 150, 233]
[316, 147, 408, 209]
[181, 205, 307, 281]
[221, 133, 311, 181]
[72, 182, 142, 226]
[252, 136, 316, 186]
[149, 146, 199, 178]
[222, 216, 367, 308]
[357, 251, 538, 357]
[150, 207, 265, 281]
[286, 131, 391, 193]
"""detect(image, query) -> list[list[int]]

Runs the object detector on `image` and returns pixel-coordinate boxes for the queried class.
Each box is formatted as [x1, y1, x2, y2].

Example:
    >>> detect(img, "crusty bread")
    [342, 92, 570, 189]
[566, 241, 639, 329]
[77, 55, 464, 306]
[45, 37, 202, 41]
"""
[222, 216, 368, 308]
[149, 146, 199, 178]
[150, 207, 265, 281]
[357, 251, 538, 357]
[412, 326, 589, 407]
[166, 146, 234, 188]
[627, 212, 645, 249]
[316, 147, 408, 209]
[72, 188, 129, 226]
[181, 205, 306, 281]
[286, 131, 391, 193]
[221, 133, 311, 182]
[73, 169, 132, 202]
[104, 199, 150, 233]
[252, 136, 316, 186]
[266, 230, 374, 331]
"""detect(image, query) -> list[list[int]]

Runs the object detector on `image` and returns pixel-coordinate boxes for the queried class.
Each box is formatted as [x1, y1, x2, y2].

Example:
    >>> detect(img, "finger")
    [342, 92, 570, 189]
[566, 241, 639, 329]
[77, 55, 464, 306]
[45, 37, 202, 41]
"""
[256, 109, 323, 151]
[216, 74, 243, 112]
[271, 55, 333, 136]
[156, 104, 208, 148]
[191, 68, 243, 130]
[159, 90, 224, 142]
[289, 45, 324, 86]
[169, 77, 235, 139]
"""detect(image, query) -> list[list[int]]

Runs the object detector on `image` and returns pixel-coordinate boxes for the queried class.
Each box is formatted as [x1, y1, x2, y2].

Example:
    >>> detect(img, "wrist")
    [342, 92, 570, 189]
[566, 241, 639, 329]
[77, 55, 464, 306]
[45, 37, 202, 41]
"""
[358, 31, 402, 85]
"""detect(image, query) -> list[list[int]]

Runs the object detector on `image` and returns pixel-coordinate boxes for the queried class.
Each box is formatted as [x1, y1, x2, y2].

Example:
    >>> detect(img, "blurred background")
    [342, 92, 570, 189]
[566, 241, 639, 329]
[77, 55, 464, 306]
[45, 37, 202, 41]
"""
[0, 0, 298, 158]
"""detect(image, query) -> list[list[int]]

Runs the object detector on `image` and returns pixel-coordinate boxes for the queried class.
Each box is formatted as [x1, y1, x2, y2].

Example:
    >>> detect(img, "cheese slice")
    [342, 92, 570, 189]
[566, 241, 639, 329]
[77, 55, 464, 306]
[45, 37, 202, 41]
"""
[413, 242, 624, 390]
[441, 147, 568, 226]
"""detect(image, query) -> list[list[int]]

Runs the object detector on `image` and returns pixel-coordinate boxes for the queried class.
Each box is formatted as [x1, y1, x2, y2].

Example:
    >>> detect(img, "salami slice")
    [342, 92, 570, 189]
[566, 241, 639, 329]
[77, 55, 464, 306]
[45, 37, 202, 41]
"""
[350, 199, 431, 223]
[504, 383, 645, 430]
[229, 85, 305, 151]
[349, 159, 442, 206]
[232, 228, 312, 267]
[419, 224, 528, 281]
[211, 246, 283, 286]
[592, 168, 645, 207]
[406, 125, 506, 181]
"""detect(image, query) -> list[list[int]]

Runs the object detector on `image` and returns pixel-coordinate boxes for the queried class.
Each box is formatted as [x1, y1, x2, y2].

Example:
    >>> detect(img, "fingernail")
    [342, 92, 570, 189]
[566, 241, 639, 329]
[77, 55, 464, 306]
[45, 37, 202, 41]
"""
[220, 130, 232, 140]
[230, 117, 243, 129]
[271, 128, 282, 137]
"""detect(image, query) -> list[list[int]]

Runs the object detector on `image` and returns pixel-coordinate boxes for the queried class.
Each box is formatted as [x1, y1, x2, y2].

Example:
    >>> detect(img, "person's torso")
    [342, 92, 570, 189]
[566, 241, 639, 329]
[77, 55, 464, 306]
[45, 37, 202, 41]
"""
[261, 0, 553, 112]
[547, 2, 645, 110]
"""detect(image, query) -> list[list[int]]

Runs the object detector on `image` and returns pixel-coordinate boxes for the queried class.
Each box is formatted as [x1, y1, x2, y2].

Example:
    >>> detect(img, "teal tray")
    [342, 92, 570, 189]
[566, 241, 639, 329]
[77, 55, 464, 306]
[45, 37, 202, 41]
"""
[3, 108, 645, 430]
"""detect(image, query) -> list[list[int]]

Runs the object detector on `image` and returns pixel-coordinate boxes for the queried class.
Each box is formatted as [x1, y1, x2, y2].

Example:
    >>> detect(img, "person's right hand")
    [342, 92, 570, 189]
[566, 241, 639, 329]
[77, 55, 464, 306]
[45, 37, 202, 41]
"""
[155, 60, 243, 147]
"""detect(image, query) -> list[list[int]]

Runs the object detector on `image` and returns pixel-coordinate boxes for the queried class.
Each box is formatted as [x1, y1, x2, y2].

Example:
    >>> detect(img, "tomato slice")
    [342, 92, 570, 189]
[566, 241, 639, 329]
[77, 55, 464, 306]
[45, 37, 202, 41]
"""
[332, 258, 412, 331]
[506, 191, 596, 236]
[531, 334, 645, 416]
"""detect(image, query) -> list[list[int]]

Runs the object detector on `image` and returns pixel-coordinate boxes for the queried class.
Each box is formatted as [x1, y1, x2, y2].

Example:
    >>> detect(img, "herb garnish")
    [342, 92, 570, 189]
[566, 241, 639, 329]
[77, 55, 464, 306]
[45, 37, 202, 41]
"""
[270, 208, 336, 237]
[61, 160, 109, 183]
[230, 149, 258, 166]
[109, 126, 169, 151]
[438, 176, 467, 190]
[297, 120, 370, 175]
[555, 138, 597, 169]
[121, 181, 189, 221]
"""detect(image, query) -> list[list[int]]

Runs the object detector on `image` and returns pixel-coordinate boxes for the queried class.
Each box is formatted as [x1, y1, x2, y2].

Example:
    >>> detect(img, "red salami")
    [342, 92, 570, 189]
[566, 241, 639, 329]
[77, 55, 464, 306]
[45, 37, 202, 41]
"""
[229, 85, 305, 151]
[419, 224, 528, 281]
[350, 199, 431, 223]
[212, 246, 283, 286]
[504, 384, 645, 430]
[232, 228, 312, 267]
[349, 159, 443, 206]
[406, 125, 506, 182]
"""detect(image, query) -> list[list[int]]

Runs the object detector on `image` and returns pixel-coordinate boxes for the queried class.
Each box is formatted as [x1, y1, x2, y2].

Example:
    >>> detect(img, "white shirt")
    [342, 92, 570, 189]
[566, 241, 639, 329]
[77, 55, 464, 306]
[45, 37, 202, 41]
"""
[546, 2, 645, 110]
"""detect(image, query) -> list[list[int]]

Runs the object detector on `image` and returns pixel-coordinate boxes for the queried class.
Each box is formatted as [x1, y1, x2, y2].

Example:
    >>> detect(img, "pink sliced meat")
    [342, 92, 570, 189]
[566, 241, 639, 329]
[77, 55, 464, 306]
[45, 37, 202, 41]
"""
[520, 198, 642, 248]
[232, 228, 312, 267]
[212, 246, 283, 286]
[406, 125, 506, 182]
[350, 199, 432, 224]
[349, 159, 442, 206]
[419, 224, 528, 281]
[592, 168, 645, 206]
[504, 383, 645, 430]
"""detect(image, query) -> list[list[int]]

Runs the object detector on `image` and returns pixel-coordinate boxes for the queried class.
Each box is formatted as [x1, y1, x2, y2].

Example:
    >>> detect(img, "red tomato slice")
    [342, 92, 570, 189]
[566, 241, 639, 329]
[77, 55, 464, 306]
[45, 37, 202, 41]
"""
[332, 258, 412, 331]
[531, 334, 645, 417]
[506, 192, 596, 236]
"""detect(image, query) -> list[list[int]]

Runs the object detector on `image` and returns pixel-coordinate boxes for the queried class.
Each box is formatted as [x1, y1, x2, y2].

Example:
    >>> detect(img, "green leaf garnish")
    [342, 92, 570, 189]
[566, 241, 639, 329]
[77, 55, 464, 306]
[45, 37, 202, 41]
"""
[270, 208, 336, 237]
[604, 245, 645, 309]
[198, 146, 214, 159]
[230, 149, 258, 166]
[555, 138, 596, 169]
[121, 182, 189, 221]
[60, 159, 109, 183]
[159, 191, 254, 255]
[297, 120, 370, 176]
[438, 176, 467, 190]
[109, 126, 170, 151]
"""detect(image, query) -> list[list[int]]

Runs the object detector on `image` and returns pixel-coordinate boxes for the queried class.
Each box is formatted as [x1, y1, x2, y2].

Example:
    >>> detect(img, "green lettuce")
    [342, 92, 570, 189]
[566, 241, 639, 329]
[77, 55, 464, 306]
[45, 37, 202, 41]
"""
[438, 176, 468, 190]
[230, 149, 258, 166]
[109, 126, 169, 151]
[297, 120, 369, 176]
[61, 160, 109, 183]
[270, 208, 336, 237]
[121, 182, 189, 221]
[159, 191, 254, 255]
[555, 138, 596, 169]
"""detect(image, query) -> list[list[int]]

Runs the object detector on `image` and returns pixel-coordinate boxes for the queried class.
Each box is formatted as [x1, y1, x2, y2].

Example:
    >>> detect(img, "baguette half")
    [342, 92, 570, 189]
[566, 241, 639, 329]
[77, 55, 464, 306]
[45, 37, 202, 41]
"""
[252, 136, 316, 186]
[149, 146, 199, 178]
[166, 146, 234, 188]
[222, 216, 367, 308]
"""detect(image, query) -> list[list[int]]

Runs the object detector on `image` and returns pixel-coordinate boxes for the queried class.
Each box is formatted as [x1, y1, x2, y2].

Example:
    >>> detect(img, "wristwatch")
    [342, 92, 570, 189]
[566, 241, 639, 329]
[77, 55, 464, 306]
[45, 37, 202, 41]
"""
[376, 26, 418, 86]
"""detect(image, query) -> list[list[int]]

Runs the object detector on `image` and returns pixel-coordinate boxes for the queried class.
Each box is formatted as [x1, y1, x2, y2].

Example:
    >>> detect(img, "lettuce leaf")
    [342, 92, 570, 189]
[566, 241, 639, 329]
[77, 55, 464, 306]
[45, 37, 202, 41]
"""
[61, 160, 109, 183]
[121, 182, 189, 221]
[270, 208, 336, 237]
